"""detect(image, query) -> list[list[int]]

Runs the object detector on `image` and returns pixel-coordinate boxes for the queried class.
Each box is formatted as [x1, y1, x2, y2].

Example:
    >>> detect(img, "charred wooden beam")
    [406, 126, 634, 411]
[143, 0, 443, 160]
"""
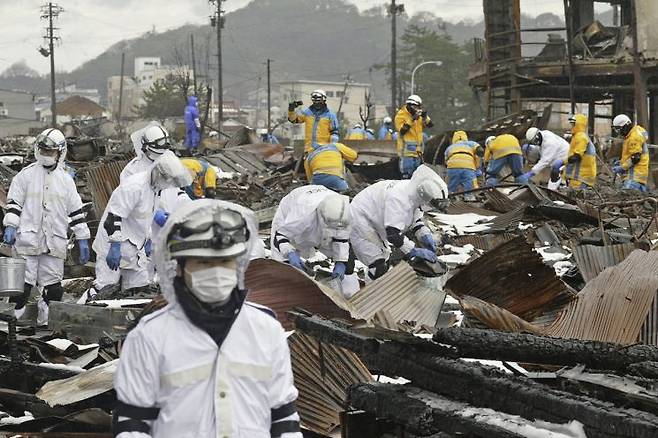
[290, 312, 658, 438]
[432, 327, 658, 372]
[349, 383, 525, 438]
[628, 361, 658, 379]
[0, 357, 80, 393]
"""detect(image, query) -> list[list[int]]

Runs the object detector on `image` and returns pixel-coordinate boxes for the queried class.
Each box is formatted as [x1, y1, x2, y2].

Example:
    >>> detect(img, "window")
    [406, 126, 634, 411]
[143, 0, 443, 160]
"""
[326, 91, 334, 97]
[336, 91, 345, 98]
[343, 96, 349, 103]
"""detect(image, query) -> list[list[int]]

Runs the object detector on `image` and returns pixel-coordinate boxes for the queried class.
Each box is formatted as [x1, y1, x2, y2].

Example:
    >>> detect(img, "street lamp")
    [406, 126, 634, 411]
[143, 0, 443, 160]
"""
[411, 61, 443, 94]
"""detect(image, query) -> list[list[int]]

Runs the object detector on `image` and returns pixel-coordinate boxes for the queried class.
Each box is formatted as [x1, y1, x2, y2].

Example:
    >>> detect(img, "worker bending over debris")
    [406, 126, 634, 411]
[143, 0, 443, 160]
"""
[444, 130, 482, 197]
[271, 185, 357, 295]
[257, 128, 279, 144]
[522, 127, 570, 190]
[2, 129, 90, 322]
[305, 140, 357, 193]
[88, 151, 191, 299]
[288, 89, 339, 153]
[114, 200, 301, 438]
[184, 95, 201, 155]
[395, 94, 433, 178]
[378, 116, 397, 140]
[181, 158, 218, 199]
[484, 133, 527, 187]
[612, 114, 650, 192]
[346, 124, 367, 140]
[350, 165, 447, 281]
[120, 123, 172, 181]
[562, 114, 597, 189]
[366, 128, 375, 140]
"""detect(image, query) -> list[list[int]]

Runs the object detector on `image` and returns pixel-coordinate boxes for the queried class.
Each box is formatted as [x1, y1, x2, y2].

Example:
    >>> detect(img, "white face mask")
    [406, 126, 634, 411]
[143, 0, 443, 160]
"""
[185, 266, 238, 304]
[36, 150, 57, 167]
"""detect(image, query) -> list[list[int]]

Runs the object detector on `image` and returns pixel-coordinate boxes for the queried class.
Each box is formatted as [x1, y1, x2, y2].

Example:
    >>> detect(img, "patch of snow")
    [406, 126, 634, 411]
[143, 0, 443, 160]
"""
[460, 359, 513, 374]
[458, 408, 587, 438]
[553, 261, 574, 277]
[0, 411, 34, 425]
[554, 201, 566, 206]
[534, 246, 572, 262]
[444, 295, 459, 305]
[373, 375, 410, 385]
[518, 222, 534, 230]
[431, 213, 496, 235]
[439, 244, 476, 266]
[37, 363, 85, 373]
[46, 338, 98, 352]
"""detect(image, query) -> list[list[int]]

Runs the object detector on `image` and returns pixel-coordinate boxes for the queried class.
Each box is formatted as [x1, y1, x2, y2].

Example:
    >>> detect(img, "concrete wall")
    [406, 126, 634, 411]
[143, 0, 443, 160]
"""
[0, 89, 36, 120]
[636, 0, 658, 60]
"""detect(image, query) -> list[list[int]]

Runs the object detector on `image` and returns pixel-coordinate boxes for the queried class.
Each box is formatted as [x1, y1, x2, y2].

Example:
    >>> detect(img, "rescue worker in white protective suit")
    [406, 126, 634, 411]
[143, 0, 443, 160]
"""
[270, 185, 358, 297]
[113, 200, 302, 438]
[120, 123, 172, 181]
[89, 150, 192, 297]
[521, 127, 570, 190]
[2, 128, 91, 321]
[350, 164, 448, 280]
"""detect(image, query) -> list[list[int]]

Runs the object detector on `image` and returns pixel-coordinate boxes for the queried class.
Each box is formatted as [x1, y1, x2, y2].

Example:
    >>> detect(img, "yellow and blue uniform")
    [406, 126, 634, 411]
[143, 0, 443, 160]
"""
[346, 126, 367, 140]
[288, 106, 339, 153]
[445, 131, 481, 193]
[181, 158, 217, 199]
[565, 114, 596, 188]
[620, 125, 649, 191]
[395, 106, 432, 178]
[484, 134, 526, 186]
[304, 142, 357, 193]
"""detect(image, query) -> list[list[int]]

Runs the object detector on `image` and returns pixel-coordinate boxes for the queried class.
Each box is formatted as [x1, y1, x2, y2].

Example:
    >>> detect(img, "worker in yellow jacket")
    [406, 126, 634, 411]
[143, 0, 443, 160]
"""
[395, 95, 433, 178]
[288, 89, 339, 153]
[562, 114, 596, 188]
[483, 133, 527, 186]
[305, 142, 357, 193]
[346, 124, 367, 140]
[444, 131, 481, 195]
[181, 158, 217, 199]
[611, 114, 649, 192]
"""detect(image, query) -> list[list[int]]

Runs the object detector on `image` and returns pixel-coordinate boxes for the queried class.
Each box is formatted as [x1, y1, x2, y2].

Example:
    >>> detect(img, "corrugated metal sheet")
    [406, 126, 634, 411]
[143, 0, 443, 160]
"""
[572, 243, 636, 282]
[244, 258, 350, 330]
[641, 291, 658, 346]
[545, 250, 658, 344]
[84, 160, 129, 218]
[289, 332, 373, 435]
[460, 295, 543, 334]
[445, 236, 575, 322]
[347, 262, 446, 329]
[488, 206, 527, 232]
[484, 188, 524, 213]
[450, 233, 516, 251]
[206, 150, 269, 175]
[446, 201, 500, 217]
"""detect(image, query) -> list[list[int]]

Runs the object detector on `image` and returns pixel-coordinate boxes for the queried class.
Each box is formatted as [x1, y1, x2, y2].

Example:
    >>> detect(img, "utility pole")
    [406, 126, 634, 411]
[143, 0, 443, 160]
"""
[389, 1, 404, 115]
[190, 34, 198, 96]
[267, 59, 272, 134]
[118, 52, 125, 124]
[40, 2, 63, 127]
[209, 0, 224, 133]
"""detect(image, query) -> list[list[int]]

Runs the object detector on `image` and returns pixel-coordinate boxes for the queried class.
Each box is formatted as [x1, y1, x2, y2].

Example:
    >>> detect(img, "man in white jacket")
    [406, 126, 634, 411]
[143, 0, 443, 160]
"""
[113, 200, 302, 438]
[120, 123, 172, 181]
[2, 128, 90, 320]
[90, 150, 191, 296]
[350, 164, 448, 280]
[521, 128, 570, 190]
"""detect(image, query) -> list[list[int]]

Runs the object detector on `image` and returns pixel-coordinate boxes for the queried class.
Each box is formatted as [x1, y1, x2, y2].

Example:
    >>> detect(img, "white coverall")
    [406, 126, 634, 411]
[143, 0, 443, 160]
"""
[120, 124, 159, 181]
[530, 130, 570, 189]
[92, 171, 157, 291]
[270, 185, 350, 263]
[114, 201, 302, 438]
[4, 162, 90, 287]
[350, 178, 433, 267]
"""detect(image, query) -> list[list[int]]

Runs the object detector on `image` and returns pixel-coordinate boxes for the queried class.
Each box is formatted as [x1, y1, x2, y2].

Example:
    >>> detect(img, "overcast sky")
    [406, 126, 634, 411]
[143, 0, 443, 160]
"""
[1, 0, 610, 75]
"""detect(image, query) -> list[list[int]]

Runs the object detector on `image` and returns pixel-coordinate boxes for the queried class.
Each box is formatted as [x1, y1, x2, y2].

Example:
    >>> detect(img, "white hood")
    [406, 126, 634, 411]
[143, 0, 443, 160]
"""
[153, 199, 258, 305]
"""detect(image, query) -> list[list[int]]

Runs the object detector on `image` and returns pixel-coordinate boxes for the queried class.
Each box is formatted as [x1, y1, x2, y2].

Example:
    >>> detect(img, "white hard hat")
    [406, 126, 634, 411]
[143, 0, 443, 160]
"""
[167, 204, 249, 260]
[406, 95, 422, 106]
[411, 165, 449, 208]
[151, 150, 193, 191]
[35, 128, 66, 151]
[383, 116, 392, 124]
[525, 127, 540, 143]
[353, 124, 362, 129]
[366, 128, 374, 135]
[311, 89, 327, 101]
[485, 136, 496, 147]
[612, 114, 632, 128]
[317, 193, 350, 231]
[141, 124, 171, 157]
[256, 128, 268, 135]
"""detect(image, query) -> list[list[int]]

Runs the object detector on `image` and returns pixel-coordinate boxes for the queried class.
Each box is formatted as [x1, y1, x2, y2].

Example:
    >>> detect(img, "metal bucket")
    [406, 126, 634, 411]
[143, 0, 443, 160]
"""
[0, 257, 26, 297]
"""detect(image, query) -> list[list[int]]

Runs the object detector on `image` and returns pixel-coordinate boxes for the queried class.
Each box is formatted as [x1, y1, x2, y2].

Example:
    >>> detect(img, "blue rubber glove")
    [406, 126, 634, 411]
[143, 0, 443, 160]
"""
[475, 169, 483, 178]
[144, 239, 152, 257]
[409, 247, 438, 263]
[154, 209, 169, 227]
[331, 262, 347, 280]
[106, 242, 122, 271]
[521, 171, 535, 181]
[3, 226, 16, 245]
[287, 251, 304, 270]
[420, 234, 437, 253]
[78, 239, 90, 265]
[612, 165, 625, 175]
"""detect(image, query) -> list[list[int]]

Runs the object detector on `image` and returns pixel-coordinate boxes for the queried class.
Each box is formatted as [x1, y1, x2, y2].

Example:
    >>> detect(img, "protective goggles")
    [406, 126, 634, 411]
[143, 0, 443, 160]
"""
[167, 209, 249, 252]
[35, 134, 61, 150]
[143, 134, 171, 149]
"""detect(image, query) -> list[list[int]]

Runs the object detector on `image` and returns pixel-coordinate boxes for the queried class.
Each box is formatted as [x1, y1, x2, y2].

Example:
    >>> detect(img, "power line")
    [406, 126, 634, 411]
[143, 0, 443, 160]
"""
[40, 2, 63, 127]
